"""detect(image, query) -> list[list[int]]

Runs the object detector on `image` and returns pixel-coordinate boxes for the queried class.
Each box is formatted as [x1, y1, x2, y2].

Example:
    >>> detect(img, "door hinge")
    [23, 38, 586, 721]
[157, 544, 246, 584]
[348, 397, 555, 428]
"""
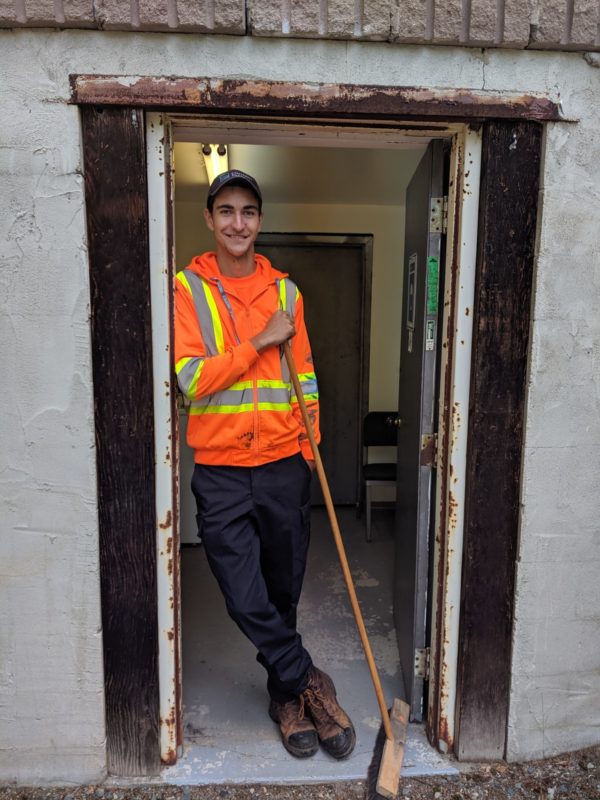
[429, 196, 448, 235]
[420, 433, 438, 468]
[414, 647, 431, 680]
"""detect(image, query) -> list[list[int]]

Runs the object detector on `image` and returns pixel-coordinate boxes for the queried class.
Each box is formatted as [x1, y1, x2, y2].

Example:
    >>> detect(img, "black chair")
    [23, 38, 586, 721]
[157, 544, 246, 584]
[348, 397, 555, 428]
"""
[358, 412, 398, 542]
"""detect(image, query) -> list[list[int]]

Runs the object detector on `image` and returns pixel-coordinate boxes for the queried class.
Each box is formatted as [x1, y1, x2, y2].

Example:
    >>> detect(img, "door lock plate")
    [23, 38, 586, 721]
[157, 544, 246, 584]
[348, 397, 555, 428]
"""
[414, 647, 430, 679]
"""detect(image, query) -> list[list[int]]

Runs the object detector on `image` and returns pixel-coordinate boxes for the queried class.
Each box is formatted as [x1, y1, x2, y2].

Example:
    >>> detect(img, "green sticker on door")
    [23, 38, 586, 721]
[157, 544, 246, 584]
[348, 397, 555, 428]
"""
[427, 256, 439, 315]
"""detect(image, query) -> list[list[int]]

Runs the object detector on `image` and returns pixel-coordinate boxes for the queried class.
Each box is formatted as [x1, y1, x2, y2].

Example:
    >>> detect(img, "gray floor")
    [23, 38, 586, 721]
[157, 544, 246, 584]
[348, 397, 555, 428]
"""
[163, 507, 456, 784]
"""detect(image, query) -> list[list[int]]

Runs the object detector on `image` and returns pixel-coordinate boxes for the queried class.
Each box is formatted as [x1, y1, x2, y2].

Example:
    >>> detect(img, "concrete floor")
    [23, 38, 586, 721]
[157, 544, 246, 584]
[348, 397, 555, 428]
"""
[163, 506, 456, 784]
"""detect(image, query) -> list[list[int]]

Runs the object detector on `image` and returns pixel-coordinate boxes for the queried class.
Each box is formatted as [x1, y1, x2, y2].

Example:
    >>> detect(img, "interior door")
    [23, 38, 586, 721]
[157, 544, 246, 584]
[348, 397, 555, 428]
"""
[256, 234, 371, 506]
[394, 141, 446, 721]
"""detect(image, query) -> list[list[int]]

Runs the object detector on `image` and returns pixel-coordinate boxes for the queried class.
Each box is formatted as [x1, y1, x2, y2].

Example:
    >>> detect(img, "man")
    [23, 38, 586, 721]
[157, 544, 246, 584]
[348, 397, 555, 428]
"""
[174, 170, 356, 760]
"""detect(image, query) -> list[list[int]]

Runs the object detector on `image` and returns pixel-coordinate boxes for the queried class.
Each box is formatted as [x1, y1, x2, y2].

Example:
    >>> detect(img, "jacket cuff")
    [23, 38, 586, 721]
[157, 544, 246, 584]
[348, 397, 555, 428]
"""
[238, 339, 259, 366]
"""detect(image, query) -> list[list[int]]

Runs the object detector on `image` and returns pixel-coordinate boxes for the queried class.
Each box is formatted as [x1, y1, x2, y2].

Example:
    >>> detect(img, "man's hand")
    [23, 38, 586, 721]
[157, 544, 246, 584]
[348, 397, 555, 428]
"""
[251, 310, 295, 352]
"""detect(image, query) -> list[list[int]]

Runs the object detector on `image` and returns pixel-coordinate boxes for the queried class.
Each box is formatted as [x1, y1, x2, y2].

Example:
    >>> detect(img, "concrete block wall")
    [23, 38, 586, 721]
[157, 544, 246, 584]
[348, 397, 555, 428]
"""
[0, 41, 106, 782]
[0, 0, 599, 50]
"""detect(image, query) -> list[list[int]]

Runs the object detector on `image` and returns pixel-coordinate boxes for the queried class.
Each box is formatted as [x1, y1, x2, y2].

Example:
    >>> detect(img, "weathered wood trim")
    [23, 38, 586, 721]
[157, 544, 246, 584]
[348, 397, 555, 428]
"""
[455, 120, 542, 760]
[82, 106, 161, 776]
[69, 76, 565, 122]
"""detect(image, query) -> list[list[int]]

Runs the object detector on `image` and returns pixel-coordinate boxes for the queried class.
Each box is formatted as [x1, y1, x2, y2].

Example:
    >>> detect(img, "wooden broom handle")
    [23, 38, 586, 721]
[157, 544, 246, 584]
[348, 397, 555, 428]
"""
[284, 342, 393, 741]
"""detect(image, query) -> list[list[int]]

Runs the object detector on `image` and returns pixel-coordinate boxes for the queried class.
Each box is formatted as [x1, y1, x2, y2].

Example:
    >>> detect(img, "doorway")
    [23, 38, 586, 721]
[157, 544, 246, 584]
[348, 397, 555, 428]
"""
[147, 114, 480, 776]
[148, 128, 472, 779]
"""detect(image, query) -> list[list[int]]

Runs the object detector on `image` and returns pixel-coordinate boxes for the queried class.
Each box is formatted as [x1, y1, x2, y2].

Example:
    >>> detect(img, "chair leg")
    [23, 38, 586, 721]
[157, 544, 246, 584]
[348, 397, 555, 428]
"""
[366, 484, 372, 542]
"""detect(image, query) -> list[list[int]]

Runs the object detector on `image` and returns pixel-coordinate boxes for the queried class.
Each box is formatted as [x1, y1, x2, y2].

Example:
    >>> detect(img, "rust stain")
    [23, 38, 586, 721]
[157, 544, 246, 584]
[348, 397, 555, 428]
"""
[159, 510, 173, 530]
[69, 75, 565, 122]
[167, 630, 174, 641]
[166, 535, 173, 553]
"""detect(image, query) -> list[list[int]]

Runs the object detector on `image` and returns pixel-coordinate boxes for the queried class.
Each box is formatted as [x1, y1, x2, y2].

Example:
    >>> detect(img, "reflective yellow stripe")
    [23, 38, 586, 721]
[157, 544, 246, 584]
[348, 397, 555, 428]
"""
[257, 379, 290, 389]
[297, 372, 316, 382]
[228, 380, 254, 390]
[176, 356, 192, 374]
[201, 281, 224, 354]
[188, 361, 204, 398]
[279, 279, 287, 311]
[176, 272, 192, 295]
[294, 393, 319, 401]
[189, 402, 291, 415]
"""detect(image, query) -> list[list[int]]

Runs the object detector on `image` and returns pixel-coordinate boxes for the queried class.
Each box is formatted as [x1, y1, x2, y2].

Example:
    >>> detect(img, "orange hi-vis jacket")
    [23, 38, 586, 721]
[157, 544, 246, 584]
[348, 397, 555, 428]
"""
[174, 252, 320, 466]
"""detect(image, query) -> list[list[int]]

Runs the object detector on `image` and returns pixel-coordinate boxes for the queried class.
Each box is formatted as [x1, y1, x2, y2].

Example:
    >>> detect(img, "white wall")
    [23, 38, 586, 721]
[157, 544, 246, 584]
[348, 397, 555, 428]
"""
[0, 28, 598, 780]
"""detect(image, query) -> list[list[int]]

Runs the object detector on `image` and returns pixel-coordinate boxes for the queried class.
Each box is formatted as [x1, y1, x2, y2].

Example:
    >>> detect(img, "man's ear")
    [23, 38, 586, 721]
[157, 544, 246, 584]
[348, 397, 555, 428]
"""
[203, 207, 214, 230]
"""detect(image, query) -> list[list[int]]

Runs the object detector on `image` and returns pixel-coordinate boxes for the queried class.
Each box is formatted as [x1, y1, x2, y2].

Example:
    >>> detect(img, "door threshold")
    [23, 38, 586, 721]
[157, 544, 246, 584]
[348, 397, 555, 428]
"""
[159, 723, 457, 785]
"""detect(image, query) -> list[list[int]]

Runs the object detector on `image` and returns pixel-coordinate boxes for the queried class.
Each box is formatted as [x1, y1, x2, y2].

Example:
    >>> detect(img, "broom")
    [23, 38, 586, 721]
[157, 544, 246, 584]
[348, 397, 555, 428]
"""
[284, 342, 410, 799]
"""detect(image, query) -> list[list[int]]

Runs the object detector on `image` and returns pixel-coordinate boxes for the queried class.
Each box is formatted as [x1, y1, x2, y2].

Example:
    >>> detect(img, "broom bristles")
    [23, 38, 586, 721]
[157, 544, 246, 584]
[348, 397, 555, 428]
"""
[365, 712, 393, 800]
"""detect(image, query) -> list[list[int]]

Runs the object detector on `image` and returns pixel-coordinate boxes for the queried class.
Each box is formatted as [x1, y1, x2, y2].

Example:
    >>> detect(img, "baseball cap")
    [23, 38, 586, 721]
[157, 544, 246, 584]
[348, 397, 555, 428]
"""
[206, 170, 263, 211]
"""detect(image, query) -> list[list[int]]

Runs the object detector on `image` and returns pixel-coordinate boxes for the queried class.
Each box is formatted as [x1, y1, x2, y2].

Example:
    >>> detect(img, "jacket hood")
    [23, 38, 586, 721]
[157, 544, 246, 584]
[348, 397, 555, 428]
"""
[185, 252, 288, 283]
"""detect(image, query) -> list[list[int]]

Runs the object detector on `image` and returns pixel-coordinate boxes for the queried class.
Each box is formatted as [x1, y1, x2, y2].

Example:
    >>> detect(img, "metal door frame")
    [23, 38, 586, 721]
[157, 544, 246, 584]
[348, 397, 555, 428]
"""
[147, 112, 480, 761]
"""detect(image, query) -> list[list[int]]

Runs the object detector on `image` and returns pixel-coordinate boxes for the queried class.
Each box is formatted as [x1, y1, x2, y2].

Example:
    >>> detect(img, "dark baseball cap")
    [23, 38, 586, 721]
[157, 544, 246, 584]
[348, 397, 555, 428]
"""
[206, 170, 262, 212]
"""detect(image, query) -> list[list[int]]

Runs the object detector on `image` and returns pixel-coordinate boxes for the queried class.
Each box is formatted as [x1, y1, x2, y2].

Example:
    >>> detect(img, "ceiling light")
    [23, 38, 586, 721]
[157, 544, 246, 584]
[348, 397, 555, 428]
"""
[201, 143, 229, 184]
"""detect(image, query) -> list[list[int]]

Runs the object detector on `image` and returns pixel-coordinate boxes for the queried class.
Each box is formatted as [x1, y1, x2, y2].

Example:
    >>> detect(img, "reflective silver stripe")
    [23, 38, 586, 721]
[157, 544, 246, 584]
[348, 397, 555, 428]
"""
[181, 269, 220, 356]
[291, 375, 319, 401]
[190, 385, 292, 411]
[176, 356, 205, 399]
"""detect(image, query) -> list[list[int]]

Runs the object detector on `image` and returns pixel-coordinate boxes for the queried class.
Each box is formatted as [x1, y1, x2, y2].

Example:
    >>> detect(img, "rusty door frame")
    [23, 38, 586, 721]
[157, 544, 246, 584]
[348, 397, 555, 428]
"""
[75, 75, 552, 772]
[150, 111, 479, 763]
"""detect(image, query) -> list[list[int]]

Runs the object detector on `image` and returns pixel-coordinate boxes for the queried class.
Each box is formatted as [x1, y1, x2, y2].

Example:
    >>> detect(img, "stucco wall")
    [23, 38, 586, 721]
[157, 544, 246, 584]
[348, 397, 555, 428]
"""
[0, 29, 598, 781]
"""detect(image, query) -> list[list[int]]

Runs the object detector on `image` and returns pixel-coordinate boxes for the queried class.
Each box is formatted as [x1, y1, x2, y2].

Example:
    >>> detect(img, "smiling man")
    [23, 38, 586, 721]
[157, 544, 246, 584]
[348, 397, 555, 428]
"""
[174, 170, 356, 760]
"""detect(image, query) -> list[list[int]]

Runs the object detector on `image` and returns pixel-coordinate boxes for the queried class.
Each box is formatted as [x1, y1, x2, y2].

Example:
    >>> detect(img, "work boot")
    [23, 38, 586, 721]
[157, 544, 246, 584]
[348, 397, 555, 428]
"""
[302, 666, 356, 759]
[268, 695, 319, 758]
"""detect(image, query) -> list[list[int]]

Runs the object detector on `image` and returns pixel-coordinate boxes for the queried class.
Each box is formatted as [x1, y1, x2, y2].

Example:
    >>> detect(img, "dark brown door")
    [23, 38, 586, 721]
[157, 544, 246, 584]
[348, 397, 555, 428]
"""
[256, 234, 372, 505]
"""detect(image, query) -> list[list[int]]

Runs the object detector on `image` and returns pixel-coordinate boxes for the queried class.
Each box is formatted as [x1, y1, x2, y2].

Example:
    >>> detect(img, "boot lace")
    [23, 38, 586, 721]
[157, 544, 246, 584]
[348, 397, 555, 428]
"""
[280, 694, 307, 724]
[303, 685, 338, 727]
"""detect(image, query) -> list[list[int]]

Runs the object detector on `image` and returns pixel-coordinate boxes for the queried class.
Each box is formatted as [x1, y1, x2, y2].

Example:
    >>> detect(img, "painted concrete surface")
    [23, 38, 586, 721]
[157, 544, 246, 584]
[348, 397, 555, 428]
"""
[165, 507, 455, 783]
[0, 28, 599, 780]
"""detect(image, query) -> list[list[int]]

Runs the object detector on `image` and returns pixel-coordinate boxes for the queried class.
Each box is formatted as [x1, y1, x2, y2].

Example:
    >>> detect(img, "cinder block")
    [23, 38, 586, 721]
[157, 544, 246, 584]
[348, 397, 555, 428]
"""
[63, 0, 95, 26]
[502, 0, 532, 46]
[570, 0, 599, 46]
[23, 0, 57, 25]
[391, 0, 429, 42]
[361, 0, 392, 39]
[0, 0, 20, 24]
[531, 0, 567, 46]
[468, 0, 496, 44]
[176, 0, 214, 31]
[326, 0, 355, 38]
[94, 0, 133, 28]
[248, 0, 283, 35]
[213, 0, 245, 32]
[138, 0, 171, 29]
[433, 0, 462, 43]
[290, 0, 320, 36]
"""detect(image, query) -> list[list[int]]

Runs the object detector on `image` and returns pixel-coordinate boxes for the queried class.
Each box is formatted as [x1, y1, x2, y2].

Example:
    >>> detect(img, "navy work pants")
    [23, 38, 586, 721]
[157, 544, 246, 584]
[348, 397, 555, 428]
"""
[191, 452, 314, 703]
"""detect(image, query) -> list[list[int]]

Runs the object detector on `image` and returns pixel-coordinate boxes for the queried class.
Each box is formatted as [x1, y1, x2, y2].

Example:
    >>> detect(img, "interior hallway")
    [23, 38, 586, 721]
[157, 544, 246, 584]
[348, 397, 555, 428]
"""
[163, 507, 455, 784]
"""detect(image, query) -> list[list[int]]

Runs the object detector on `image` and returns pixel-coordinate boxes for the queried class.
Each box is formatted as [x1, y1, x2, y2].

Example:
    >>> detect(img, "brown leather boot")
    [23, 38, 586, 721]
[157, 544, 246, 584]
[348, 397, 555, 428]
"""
[268, 695, 319, 758]
[302, 666, 356, 759]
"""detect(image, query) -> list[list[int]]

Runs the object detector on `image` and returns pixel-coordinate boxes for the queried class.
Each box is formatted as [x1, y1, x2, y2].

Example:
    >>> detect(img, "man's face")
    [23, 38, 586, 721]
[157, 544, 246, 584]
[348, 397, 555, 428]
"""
[203, 186, 263, 259]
